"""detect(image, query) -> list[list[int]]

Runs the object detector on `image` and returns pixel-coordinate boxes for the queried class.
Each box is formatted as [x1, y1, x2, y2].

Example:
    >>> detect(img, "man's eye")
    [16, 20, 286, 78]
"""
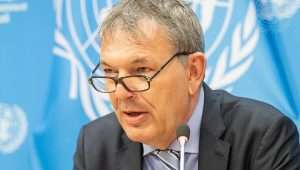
[103, 68, 113, 73]
[103, 68, 117, 75]
[136, 67, 151, 74]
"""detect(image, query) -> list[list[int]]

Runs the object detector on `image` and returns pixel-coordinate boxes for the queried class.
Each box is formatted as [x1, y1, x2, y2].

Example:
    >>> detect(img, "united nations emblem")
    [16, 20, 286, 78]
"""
[53, 0, 259, 120]
[0, 103, 28, 154]
[53, 0, 117, 120]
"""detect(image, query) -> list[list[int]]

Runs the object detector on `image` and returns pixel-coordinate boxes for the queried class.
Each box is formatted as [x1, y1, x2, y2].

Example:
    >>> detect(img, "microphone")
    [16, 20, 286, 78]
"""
[176, 124, 190, 170]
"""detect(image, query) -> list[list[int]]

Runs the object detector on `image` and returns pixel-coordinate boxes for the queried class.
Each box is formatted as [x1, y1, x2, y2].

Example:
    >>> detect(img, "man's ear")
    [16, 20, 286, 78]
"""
[186, 52, 206, 95]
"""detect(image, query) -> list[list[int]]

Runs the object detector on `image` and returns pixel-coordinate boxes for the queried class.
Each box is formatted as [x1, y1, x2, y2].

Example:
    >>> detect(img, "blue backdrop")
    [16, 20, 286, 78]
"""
[0, 0, 299, 170]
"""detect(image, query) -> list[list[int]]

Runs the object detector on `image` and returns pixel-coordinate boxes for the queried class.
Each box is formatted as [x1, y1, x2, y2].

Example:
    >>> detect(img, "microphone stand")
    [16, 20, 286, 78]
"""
[176, 124, 190, 170]
[179, 139, 186, 170]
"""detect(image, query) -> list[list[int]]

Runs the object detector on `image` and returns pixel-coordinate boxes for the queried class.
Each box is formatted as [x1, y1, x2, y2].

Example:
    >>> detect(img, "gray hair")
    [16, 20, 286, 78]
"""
[100, 0, 205, 53]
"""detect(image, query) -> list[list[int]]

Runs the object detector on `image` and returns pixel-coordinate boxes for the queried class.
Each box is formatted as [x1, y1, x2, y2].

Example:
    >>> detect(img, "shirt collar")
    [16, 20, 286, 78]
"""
[143, 86, 205, 155]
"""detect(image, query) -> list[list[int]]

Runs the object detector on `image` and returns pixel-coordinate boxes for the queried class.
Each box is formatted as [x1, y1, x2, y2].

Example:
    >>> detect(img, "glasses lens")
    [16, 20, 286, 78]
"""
[92, 77, 115, 92]
[122, 76, 149, 91]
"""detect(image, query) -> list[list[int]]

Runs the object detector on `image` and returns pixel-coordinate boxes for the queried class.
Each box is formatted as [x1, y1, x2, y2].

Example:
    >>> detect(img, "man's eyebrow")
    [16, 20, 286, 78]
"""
[131, 57, 150, 64]
[100, 56, 151, 66]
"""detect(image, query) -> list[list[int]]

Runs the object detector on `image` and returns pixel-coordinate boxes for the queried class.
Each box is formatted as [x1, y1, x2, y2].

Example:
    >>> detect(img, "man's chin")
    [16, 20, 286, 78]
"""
[123, 126, 153, 143]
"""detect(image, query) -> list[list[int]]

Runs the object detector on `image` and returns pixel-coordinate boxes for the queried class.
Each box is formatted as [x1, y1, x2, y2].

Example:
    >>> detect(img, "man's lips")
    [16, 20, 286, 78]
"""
[121, 111, 148, 125]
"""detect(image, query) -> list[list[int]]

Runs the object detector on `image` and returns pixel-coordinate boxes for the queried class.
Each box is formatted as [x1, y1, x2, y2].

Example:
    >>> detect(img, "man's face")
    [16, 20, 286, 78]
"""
[100, 20, 201, 148]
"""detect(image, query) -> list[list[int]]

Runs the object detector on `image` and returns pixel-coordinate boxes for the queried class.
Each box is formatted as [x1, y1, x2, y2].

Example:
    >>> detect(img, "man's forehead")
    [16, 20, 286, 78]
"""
[101, 18, 171, 46]
[100, 35, 153, 61]
[100, 18, 175, 65]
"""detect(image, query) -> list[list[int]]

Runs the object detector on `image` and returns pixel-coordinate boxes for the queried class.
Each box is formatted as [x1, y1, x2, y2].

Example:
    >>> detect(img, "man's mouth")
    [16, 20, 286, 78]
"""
[122, 111, 148, 125]
[124, 111, 143, 116]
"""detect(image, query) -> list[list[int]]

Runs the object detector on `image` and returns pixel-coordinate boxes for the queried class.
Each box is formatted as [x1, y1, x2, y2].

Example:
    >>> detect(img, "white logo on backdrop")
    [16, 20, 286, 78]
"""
[53, 0, 114, 120]
[257, 0, 300, 20]
[0, 103, 28, 154]
[189, 0, 259, 90]
[190, 0, 233, 58]
[0, 0, 28, 25]
[53, 0, 259, 120]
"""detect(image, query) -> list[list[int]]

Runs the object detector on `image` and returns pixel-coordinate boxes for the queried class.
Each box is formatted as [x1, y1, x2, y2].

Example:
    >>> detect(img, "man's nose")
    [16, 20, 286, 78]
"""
[114, 82, 134, 99]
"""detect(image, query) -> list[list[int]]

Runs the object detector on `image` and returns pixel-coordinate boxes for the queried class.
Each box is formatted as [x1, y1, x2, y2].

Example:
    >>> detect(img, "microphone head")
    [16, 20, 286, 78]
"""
[176, 124, 190, 140]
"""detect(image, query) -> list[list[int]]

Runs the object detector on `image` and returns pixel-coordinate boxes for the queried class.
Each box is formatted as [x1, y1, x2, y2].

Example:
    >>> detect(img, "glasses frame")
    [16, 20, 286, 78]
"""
[89, 51, 192, 93]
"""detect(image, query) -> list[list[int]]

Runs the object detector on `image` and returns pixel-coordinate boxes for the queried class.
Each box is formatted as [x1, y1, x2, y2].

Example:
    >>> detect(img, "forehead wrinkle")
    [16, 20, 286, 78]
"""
[131, 56, 151, 65]
[100, 53, 152, 68]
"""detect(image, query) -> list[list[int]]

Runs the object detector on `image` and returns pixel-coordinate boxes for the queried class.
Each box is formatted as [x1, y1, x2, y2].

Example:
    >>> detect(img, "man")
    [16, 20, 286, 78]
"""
[74, 0, 300, 170]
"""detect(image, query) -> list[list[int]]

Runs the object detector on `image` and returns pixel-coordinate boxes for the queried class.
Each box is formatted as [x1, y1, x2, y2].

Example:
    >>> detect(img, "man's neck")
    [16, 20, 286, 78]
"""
[143, 86, 204, 154]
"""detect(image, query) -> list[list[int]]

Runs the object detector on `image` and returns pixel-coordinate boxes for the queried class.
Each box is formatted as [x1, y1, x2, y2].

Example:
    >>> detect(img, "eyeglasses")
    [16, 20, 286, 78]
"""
[89, 52, 191, 93]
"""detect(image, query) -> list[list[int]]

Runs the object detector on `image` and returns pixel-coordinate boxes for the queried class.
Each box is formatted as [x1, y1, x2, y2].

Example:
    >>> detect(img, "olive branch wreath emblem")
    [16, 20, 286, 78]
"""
[208, 3, 260, 91]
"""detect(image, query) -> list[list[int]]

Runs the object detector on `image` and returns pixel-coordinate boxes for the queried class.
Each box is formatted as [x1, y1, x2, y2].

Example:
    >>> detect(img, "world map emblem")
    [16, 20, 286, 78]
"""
[53, 0, 259, 120]
[0, 103, 28, 154]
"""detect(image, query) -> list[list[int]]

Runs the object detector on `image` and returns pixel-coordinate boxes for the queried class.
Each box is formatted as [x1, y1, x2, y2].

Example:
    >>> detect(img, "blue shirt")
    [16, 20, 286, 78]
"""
[143, 87, 204, 170]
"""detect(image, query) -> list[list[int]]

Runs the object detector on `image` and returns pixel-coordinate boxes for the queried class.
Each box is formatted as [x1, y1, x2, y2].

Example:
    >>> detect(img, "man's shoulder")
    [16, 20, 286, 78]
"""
[84, 113, 119, 129]
[74, 113, 125, 169]
[209, 89, 300, 169]
[81, 113, 123, 142]
[211, 88, 290, 129]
